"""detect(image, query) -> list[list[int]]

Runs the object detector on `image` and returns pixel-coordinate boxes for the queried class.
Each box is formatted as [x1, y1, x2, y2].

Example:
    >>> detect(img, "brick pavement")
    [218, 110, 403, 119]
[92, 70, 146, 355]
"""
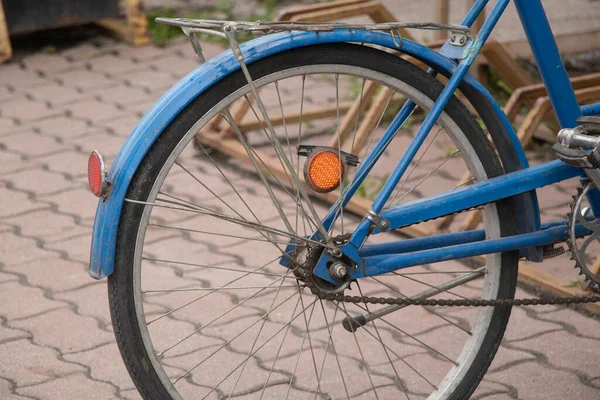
[1, 20, 600, 400]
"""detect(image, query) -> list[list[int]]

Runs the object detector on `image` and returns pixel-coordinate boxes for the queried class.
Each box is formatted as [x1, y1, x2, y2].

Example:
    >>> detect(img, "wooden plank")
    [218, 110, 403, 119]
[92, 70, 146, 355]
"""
[97, 0, 149, 45]
[237, 101, 354, 132]
[124, 0, 150, 45]
[290, 2, 415, 41]
[504, 28, 600, 59]
[518, 261, 600, 315]
[277, 0, 369, 22]
[481, 40, 535, 89]
[503, 72, 600, 122]
[433, 0, 449, 41]
[0, 0, 11, 63]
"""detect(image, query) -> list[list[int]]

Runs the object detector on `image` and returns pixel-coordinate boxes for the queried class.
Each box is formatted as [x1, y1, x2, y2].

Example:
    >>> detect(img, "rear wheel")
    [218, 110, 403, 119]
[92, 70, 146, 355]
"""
[109, 44, 518, 399]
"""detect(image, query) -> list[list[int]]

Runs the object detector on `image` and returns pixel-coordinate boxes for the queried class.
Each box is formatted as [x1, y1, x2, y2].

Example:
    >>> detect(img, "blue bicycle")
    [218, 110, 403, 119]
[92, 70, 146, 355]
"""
[88, 0, 600, 398]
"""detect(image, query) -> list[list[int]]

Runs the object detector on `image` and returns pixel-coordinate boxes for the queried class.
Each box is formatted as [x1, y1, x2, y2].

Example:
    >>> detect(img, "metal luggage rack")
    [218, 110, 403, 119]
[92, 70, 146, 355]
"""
[156, 17, 470, 62]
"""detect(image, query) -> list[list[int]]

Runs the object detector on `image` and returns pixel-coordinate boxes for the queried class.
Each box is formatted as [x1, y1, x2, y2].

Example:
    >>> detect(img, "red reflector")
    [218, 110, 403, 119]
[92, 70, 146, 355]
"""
[88, 151, 106, 197]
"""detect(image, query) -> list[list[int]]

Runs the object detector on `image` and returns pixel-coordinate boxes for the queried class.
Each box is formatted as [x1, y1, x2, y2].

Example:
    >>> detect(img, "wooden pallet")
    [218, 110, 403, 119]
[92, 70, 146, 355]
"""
[0, 0, 149, 63]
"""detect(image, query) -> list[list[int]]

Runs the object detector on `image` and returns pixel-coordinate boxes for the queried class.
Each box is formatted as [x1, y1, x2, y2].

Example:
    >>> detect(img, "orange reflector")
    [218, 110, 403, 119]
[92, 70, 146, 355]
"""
[88, 151, 107, 197]
[304, 149, 345, 193]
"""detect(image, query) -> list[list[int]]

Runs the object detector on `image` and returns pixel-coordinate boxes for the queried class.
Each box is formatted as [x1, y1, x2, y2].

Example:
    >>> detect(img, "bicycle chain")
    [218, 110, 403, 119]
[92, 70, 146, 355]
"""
[302, 234, 600, 307]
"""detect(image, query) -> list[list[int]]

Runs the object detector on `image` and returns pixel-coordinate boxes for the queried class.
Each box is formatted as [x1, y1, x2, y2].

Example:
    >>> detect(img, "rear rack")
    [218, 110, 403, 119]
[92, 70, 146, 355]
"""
[156, 17, 469, 64]
[156, 17, 469, 35]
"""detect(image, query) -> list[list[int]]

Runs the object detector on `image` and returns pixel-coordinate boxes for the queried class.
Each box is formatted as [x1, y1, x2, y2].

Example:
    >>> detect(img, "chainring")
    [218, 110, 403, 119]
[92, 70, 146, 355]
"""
[567, 181, 600, 292]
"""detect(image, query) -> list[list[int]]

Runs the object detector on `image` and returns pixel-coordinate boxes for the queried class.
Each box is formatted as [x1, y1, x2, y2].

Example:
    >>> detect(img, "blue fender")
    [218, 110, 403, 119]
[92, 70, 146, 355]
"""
[89, 29, 540, 279]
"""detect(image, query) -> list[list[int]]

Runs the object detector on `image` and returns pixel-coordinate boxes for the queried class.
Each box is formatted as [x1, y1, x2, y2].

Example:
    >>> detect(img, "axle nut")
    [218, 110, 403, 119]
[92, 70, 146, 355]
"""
[330, 263, 348, 280]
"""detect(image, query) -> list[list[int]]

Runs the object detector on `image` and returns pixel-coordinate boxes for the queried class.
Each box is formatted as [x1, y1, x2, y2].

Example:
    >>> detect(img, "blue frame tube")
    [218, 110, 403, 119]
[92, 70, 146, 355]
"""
[360, 219, 569, 258]
[346, 0, 512, 250]
[513, 0, 581, 129]
[581, 102, 600, 116]
[374, 159, 580, 234]
[361, 222, 590, 276]
[462, 0, 490, 27]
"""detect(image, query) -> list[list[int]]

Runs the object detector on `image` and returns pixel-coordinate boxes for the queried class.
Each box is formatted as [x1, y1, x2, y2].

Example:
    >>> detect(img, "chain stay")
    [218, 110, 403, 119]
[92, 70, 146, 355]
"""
[303, 234, 600, 307]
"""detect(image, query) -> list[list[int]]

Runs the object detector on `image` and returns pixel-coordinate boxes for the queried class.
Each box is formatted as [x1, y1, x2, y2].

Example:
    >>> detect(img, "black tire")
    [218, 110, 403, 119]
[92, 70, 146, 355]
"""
[108, 43, 518, 400]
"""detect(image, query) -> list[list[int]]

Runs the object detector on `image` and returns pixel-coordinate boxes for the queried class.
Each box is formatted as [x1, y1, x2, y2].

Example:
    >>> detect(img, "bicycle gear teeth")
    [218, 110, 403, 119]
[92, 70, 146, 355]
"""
[566, 183, 600, 293]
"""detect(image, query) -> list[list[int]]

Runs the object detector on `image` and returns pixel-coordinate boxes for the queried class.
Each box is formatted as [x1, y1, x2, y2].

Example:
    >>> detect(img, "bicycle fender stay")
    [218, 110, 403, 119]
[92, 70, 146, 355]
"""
[89, 29, 540, 279]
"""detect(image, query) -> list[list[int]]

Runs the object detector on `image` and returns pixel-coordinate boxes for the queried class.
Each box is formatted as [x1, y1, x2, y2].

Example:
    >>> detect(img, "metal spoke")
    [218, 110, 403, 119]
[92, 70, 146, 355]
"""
[392, 148, 461, 206]
[259, 288, 305, 399]
[356, 282, 410, 400]
[393, 272, 471, 300]
[221, 108, 297, 236]
[126, 197, 329, 249]
[147, 222, 296, 245]
[369, 276, 471, 335]
[227, 264, 291, 399]
[340, 302, 380, 399]
[229, 49, 331, 243]
[195, 298, 320, 398]
[146, 255, 283, 325]
[285, 294, 318, 399]
[350, 78, 367, 155]
[171, 291, 313, 386]
[315, 300, 350, 400]
[352, 284, 458, 365]
[337, 301, 438, 391]
[387, 125, 444, 208]
[144, 284, 299, 293]
[157, 270, 294, 357]
[142, 257, 287, 278]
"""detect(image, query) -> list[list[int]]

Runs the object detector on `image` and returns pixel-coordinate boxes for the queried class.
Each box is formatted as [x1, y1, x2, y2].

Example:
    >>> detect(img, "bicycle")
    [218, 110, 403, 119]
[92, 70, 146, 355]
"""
[87, 0, 600, 398]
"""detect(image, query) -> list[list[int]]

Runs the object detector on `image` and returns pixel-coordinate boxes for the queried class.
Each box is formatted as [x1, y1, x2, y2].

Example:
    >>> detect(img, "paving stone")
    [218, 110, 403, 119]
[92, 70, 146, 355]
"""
[0, 377, 32, 399]
[64, 98, 128, 124]
[54, 282, 112, 326]
[12, 308, 113, 354]
[0, 150, 28, 175]
[1, 130, 69, 157]
[21, 53, 75, 74]
[0, 338, 83, 387]
[120, 67, 177, 91]
[0, 280, 66, 321]
[0, 186, 48, 219]
[45, 233, 92, 265]
[4, 168, 79, 197]
[95, 114, 140, 137]
[2, 208, 88, 242]
[0, 65, 49, 90]
[34, 115, 99, 140]
[4, 255, 88, 293]
[0, 271, 18, 285]
[45, 187, 98, 220]
[149, 55, 202, 77]
[17, 372, 117, 400]
[64, 342, 135, 390]
[0, 116, 24, 137]
[87, 54, 140, 76]
[0, 97, 59, 122]
[27, 83, 86, 106]
[69, 132, 127, 159]
[92, 85, 156, 107]
[54, 69, 116, 92]
[34, 151, 90, 178]
[0, 321, 30, 344]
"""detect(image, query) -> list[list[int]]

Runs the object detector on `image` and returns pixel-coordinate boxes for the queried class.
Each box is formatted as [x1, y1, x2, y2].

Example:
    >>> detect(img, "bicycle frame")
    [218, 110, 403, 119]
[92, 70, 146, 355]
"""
[311, 0, 600, 284]
[87, 0, 600, 280]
